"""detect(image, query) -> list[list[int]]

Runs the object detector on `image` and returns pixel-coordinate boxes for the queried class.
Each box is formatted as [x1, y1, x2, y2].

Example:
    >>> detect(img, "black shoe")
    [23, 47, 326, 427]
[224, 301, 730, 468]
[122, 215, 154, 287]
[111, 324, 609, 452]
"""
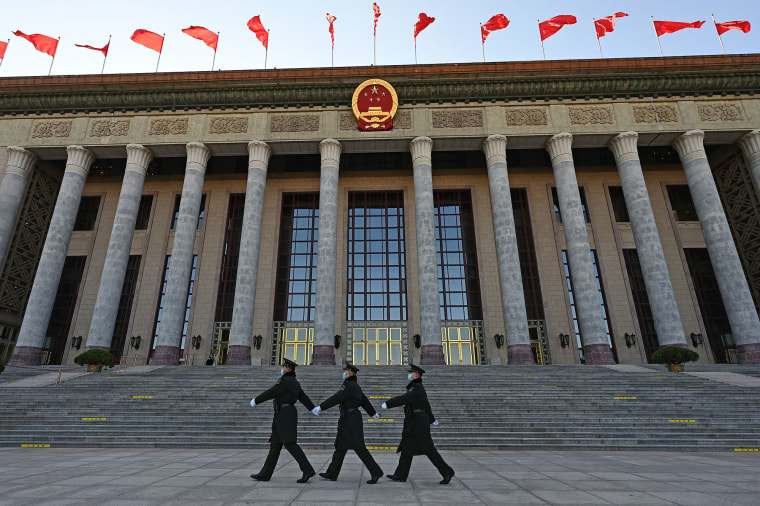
[386, 474, 406, 482]
[250, 473, 269, 481]
[297, 470, 315, 483]
[367, 474, 383, 484]
[439, 472, 454, 485]
[319, 472, 336, 481]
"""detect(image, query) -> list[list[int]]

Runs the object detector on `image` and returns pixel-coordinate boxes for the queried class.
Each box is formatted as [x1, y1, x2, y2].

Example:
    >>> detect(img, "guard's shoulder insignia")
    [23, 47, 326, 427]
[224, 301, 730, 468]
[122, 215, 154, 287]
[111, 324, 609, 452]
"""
[341, 385, 346, 390]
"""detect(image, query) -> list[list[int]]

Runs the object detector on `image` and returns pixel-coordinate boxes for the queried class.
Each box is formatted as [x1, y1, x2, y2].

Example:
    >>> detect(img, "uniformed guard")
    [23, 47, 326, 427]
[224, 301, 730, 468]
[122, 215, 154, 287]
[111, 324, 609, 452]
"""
[311, 362, 384, 484]
[249, 358, 316, 483]
[381, 364, 455, 484]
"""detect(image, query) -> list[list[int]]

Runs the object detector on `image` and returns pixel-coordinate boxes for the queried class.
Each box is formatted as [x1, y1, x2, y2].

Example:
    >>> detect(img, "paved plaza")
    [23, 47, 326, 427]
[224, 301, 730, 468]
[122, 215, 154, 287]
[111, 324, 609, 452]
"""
[0, 448, 758, 505]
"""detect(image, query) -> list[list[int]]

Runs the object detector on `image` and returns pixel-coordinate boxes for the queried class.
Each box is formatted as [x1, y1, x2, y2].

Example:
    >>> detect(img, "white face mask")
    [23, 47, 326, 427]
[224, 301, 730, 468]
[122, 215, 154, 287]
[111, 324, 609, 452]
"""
[408, 373, 413, 381]
[342, 372, 347, 380]
[280, 369, 284, 376]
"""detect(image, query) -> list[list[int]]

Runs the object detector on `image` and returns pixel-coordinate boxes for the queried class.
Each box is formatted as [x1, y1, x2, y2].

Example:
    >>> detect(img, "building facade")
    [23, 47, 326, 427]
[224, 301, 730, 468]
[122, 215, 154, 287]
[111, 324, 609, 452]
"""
[2, 54, 760, 367]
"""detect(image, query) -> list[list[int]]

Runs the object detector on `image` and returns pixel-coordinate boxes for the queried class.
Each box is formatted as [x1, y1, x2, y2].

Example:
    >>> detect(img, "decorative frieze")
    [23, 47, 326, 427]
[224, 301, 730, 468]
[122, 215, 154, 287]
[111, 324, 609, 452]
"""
[505, 107, 548, 126]
[89, 119, 130, 137]
[31, 120, 72, 138]
[633, 104, 679, 124]
[394, 110, 412, 129]
[208, 116, 249, 134]
[149, 118, 189, 136]
[697, 102, 745, 122]
[339, 112, 355, 131]
[568, 106, 614, 125]
[270, 114, 320, 133]
[432, 109, 483, 128]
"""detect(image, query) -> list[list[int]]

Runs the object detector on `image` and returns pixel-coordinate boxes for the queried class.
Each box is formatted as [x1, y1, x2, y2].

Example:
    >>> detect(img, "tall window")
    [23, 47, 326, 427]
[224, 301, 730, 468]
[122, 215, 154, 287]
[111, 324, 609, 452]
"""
[274, 193, 319, 322]
[434, 190, 482, 321]
[110, 255, 142, 360]
[150, 255, 198, 355]
[551, 187, 590, 224]
[608, 186, 630, 223]
[135, 195, 154, 230]
[73, 196, 101, 231]
[667, 185, 698, 221]
[171, 194, 207, 229]
[43, 256, 87, 364]
[347, 191, 407, 321]
[623, 249, 657, 361]
[512, 188, 545, 320]
[214, 194, 245, 322]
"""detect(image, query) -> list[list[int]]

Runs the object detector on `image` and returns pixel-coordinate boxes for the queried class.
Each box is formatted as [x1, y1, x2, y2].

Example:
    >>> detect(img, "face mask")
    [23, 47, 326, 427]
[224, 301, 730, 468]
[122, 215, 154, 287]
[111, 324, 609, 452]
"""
[280, 369, 284, 376]
[342, 372, 347, 380]
[408, 373, 413, 381]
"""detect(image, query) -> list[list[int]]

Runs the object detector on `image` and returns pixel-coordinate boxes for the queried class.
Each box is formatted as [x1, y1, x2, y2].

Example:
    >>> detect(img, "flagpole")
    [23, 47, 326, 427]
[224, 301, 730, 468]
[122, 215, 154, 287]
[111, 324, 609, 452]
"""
[374, 31, 376, 66]
[651, 17, 664, 57]
[539, 20, 546, 60]
[481, 24, 486, 62]
[155, 34, 165, 72]
[48, 37, 60, 76]
[265, 30, 269, 69]
[711, 14, 727, 55]
[414, 36, 417, 65]
[101, 35, 111, 74]
[594, 19, 604, 58]
[211, 32, 219, 71]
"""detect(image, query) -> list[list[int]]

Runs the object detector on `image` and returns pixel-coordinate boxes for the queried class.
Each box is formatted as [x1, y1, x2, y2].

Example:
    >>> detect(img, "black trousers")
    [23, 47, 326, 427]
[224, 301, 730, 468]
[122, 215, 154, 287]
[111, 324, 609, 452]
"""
[392, 448, 453, 480]
[324, 446, 383, 479]
[257, 441, 314, 478]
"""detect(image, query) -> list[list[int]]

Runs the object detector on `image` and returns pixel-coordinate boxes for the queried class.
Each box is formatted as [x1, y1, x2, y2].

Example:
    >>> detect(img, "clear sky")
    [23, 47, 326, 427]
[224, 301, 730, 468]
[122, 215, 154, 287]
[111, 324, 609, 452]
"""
[1, 0, 757, 77]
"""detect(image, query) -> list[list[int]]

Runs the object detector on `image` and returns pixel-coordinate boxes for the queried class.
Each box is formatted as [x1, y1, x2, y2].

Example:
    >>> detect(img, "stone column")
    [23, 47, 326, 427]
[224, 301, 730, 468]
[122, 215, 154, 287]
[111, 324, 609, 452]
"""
[609, 132, 687, 348]
[312, 139, 341, 365]
[546, 133, 614, 364]
[86, 145, 153, 351]
[410, 136, 445, 365]
[482, 135, 534, 365]
[0, 147, 37, 269]
[227, 141, 271, 365]
[674, 130, 760, 363]
[151, 142, 210, 365]
[9, 146, 94, 366]
[738, 130, 760, 197]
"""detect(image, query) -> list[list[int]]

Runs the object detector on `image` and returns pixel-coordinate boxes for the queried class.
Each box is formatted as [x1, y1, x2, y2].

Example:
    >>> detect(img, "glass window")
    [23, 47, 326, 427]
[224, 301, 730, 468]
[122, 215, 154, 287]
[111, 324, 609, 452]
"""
[608, 186, 630, 223]
[171, 194, 207, 230]
[667, 185, 698, 221]
[134, 195, 154, 230]
[73, 196, 101, 231]
[214, 195, 245, 322]
[551, 187, 590, 224]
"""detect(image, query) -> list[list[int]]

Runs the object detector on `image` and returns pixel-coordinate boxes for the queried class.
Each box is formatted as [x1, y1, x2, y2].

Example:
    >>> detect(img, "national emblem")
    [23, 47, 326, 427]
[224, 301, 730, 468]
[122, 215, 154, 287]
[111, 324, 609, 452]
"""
[352, 79, 398, 131]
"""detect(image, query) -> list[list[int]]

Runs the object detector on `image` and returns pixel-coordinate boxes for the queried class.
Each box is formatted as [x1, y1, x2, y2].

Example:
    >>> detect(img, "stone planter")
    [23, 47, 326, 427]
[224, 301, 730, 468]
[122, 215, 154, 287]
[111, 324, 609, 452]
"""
[86, 364, 104, 373]
[667, 364, 685, 373]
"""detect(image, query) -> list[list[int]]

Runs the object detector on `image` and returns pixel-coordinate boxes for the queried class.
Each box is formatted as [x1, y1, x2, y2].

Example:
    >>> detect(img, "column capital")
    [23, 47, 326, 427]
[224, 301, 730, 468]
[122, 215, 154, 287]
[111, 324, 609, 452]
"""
[738, 130, 760, 164]
[5, 146, 37, 179]
[482, 134, 507, 166]
[545, 132, 574, 164]
[608, 132, 640, 164]
[64, 146, 95, 178]
[409, 136, 433, 166]
[673, 130, 706, 165]
[125, 144, 153, 174]
[319, 138, 342, 168]
[186, 142, 211, 173]
[247, 141, 271, 172]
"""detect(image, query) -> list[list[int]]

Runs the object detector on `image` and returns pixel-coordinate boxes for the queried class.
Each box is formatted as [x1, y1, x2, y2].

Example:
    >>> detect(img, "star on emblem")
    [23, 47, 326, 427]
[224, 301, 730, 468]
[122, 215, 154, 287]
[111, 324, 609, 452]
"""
[371, 85, 379, 94]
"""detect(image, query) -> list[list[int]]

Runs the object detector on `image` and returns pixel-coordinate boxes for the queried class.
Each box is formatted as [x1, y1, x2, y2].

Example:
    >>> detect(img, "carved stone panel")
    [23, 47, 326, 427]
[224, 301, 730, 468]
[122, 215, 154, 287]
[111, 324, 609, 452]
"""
[568, 106, 614, 125]
[505, 107, 549, 126]
[339, 112, 355, 131]
[395, 110, 412, 129]
[31, 120, 73, 138]
[432, 109, 483, 128]
[270, 114, 320, 133]
[697, 102, 745, 122]
[633, 104, 679, 124]
[89, 119, 130, 137]
[149, 118, 189, 136]
[208, 116, 249, 134]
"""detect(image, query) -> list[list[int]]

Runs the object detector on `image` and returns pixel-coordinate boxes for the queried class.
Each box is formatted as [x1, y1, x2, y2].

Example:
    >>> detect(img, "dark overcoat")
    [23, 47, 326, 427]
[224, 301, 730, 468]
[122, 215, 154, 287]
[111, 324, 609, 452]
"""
[385, 378, 436, 455]
[254, 371, 315, 444]
[319, 376, 377, 450]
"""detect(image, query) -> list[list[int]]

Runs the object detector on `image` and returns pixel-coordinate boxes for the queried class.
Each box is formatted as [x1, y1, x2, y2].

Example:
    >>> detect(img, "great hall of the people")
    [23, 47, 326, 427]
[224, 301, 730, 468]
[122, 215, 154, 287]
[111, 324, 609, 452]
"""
[2, 54, 760, 368]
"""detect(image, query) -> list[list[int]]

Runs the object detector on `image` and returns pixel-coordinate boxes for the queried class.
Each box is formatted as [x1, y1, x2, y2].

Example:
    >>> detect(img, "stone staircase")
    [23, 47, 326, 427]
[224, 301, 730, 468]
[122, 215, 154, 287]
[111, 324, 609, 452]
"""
[1, 364, 759, 451]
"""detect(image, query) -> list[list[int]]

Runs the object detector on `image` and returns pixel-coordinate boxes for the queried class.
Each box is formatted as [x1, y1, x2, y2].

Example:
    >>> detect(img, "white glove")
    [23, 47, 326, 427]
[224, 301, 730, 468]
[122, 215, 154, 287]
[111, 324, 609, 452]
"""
[373, 413, 380, 419]
[381, 402, 387, 409]
[250, 399, 256, 407]
[312, 406, 321, 416]
[432, 420, 439, 426]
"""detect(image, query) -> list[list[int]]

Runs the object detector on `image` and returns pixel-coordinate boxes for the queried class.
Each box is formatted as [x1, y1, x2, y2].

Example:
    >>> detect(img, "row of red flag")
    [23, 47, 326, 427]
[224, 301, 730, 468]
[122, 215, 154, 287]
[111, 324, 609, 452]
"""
[0, 8, 752, 67]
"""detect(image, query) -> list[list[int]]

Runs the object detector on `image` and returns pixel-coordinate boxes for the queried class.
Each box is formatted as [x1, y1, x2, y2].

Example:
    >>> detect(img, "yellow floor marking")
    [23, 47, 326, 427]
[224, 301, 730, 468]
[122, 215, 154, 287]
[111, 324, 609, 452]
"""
[21, 444, 50, 448]
[369, 396, 390, 399]
[668, 419, 696, 423]
[734, 448, 759, 452]
[523, 376, 537, 378]
[106, 376, 119, 379]
[614, 396, 637, 399]
[541, 385, 558, 388]
[224, 376, 237, 379]
[687, 386, 703, 388]
[132, 395, 154, 399]
[206, 385, 221, 388]
[368, 418, 394, 422]
[82, 417, 106, 421]
[74, 385, 88, 388]
[367, 446, 397, 450]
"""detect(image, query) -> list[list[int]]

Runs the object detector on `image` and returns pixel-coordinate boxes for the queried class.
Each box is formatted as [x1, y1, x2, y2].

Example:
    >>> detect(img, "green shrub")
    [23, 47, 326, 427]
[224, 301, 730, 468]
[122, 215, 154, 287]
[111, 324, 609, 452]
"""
[74, 349, 115, 367]
[651, 346, 699, 365]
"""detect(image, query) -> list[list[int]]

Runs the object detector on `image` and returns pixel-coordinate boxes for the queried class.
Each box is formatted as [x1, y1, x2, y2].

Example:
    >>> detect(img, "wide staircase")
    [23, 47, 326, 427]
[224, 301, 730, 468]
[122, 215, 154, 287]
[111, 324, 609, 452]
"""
[1, 364, 759, 451]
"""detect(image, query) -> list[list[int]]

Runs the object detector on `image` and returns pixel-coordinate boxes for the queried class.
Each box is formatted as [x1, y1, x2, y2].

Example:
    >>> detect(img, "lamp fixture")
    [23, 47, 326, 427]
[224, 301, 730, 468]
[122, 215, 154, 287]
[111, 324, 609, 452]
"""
[334, 334, 341, 349]
[130, 335, 141, 349]
[191, 335, 202, 349]
[493, 333, 505, 349]
[253, 334, 263, 350]
[71, 336, 83, 349]
[413, 334, 421, 349]
[690, 332, 704, 347]
[624, 333, 636, 348]
[559, 333, 570, 348]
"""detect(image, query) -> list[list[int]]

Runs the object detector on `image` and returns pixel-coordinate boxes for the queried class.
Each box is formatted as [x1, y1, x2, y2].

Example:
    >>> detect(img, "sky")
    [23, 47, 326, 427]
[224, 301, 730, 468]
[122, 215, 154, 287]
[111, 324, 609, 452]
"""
[1, 0, 758, 77]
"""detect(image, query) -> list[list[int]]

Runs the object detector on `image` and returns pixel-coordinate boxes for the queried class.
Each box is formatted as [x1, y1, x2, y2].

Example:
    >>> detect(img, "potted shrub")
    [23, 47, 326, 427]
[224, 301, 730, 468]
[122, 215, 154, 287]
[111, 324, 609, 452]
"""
[651, 346, 699, 372]
[74, 349, 116, 372]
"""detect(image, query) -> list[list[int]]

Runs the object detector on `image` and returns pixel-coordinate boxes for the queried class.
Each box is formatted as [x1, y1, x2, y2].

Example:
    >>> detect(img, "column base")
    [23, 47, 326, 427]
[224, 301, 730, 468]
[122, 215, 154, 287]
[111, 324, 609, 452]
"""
[507, 344, 536, 365]
[7, 346, 43, 366]
[225, 345, 252, 365]
[150, 345, 180, 365]
[583, 343, 616, 365]
[737, 343, 760, 364]
[311, 344, 336, 365]
[420, 344, 446, 365]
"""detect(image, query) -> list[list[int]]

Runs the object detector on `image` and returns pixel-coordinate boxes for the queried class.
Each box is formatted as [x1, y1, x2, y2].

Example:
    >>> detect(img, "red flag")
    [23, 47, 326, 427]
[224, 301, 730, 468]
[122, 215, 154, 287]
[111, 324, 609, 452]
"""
[373, 3, 381, 36]
[247, 16, 269, 50]
[653, 20, 705, 37]
[13, 30, 58, 57]
[595, 12, 628, 38]
[414, 13, 436, 40]
[481, 14, 510, 43]
[539, 15, 577, 41]
[75, 42, 109, 57]
[715, 20, 751, 36]
[182, 26, 218, 51]
[130, 29, 164, 53]
[0, 40, 7, 59]
[326, 13, 337, 48]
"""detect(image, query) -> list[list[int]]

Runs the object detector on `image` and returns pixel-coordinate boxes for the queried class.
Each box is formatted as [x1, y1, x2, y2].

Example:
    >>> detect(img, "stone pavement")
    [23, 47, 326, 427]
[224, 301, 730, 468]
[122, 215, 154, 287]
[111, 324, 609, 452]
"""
[0, 448, 758, 505]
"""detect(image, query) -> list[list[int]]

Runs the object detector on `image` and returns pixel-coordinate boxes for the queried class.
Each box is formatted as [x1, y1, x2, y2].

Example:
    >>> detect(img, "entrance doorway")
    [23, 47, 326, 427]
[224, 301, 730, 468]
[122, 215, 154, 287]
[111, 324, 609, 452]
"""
[348, 323, 406, 365]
